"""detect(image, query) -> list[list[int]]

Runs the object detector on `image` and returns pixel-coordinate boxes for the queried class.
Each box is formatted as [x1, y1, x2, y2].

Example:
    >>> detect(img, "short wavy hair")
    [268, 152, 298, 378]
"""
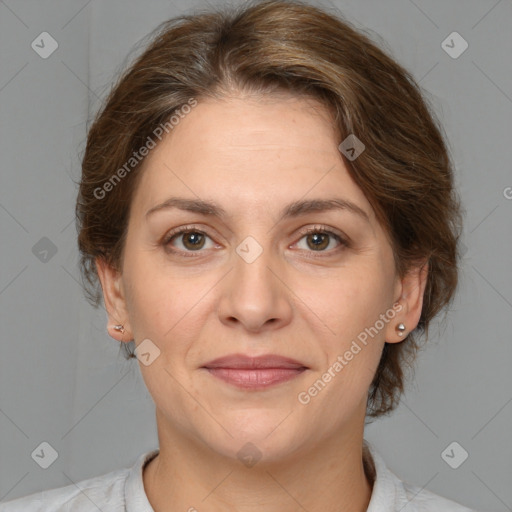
[76, 0, 464, 418]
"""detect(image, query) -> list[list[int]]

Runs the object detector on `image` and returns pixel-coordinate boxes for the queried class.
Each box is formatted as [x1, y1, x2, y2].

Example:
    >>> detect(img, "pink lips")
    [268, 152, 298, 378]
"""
[202, 354, 308, 389]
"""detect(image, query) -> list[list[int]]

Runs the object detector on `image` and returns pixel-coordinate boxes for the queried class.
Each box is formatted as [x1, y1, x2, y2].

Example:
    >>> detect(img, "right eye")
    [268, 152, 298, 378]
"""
[163, 227, 217, 254]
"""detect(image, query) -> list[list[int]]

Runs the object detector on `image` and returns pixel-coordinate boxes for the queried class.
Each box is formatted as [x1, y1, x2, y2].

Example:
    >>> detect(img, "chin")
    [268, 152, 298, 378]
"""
[198, 409, 309, 465]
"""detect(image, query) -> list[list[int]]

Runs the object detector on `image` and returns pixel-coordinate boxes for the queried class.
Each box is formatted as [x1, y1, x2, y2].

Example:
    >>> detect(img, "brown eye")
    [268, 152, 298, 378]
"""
[180, 231, 206, 250]
[295, 228, 346, 253]
[164, 229, 214, 253]
[306, 232, 330, 251]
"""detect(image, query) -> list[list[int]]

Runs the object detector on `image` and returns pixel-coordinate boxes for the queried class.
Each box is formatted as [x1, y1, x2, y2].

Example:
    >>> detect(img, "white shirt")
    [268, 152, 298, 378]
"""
[0, 441, 478, 511]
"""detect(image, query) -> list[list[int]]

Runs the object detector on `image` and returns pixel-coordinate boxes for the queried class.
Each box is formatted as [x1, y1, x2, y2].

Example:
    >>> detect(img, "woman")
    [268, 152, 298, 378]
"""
[0, 0, 477, 510]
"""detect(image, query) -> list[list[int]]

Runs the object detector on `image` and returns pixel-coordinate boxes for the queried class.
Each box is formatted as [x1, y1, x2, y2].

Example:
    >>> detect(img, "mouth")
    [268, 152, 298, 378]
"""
[202, 354, 308, 390]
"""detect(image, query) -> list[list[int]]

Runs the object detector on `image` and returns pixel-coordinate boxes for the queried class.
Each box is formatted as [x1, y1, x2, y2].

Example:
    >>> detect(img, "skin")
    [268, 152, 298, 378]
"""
[96, 91, 428, 512]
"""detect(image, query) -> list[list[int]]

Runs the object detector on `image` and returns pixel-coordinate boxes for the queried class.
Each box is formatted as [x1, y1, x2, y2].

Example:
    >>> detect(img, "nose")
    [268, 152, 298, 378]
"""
[216, 240, 293, 333]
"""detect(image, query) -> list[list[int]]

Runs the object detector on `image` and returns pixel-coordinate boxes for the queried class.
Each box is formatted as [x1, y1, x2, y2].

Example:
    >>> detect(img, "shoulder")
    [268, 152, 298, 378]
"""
[364, 440, 479, 512]
[0, 466, 129, 512]
[399, 478, 479, 512]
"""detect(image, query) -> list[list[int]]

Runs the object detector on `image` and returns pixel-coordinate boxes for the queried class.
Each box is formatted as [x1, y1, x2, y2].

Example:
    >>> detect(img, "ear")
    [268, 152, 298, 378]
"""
[95, 257, 133, 343]
[384, 259, 429, 344]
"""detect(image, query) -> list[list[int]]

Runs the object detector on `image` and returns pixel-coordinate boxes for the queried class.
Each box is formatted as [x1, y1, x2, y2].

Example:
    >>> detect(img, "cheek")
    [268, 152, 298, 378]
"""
[122, 247, 178, 339]
[315, 263, 394, 344]
[297, 269, 391, 423]
[301, 263, 393, 400]
[123, 248, 213, 358]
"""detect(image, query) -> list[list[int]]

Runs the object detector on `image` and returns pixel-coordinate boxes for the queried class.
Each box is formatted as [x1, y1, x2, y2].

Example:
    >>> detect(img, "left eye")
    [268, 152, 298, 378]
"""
[294, 230, 344, 252]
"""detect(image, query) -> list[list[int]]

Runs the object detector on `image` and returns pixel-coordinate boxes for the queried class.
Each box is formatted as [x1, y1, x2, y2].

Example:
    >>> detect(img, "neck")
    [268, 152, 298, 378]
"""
[143, 415, 374, 512]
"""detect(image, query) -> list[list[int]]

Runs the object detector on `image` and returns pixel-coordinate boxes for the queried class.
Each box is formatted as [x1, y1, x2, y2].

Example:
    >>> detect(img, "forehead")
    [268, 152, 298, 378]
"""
[130, 94, 372, 220]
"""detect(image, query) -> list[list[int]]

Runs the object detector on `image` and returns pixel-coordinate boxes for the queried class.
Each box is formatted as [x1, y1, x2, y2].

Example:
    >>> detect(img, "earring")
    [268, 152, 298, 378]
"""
[113, 325, 125, 334]
[396, 323, 406, 336]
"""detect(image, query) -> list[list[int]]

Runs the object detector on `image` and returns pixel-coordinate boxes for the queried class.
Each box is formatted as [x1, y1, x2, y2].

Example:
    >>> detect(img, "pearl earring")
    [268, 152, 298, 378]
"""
[396, 323, 406, 336]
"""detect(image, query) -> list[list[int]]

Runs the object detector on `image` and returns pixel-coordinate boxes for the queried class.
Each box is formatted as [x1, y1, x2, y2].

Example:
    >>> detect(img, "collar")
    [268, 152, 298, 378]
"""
[125, 448, 159, 512]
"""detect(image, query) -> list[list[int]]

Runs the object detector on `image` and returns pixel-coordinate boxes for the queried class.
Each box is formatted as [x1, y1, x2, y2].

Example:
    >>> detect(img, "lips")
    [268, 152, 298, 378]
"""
[202, 354, 307, 370]
[202, 354, 308, 389]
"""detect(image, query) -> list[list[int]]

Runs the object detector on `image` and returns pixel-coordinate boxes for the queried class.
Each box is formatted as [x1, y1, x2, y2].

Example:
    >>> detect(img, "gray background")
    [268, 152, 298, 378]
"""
[0, 0, 511, 510]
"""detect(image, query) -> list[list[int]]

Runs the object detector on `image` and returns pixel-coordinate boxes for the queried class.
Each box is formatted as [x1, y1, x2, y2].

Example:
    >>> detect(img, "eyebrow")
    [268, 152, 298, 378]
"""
[145, 196, 371, 223]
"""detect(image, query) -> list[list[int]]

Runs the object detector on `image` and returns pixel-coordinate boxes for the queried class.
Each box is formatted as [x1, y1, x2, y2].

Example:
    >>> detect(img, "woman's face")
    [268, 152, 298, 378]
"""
[98, 93, 425, 463]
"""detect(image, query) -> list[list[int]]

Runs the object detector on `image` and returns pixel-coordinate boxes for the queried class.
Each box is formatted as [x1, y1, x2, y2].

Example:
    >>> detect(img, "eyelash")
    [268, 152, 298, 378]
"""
[161, 224, 349, 259]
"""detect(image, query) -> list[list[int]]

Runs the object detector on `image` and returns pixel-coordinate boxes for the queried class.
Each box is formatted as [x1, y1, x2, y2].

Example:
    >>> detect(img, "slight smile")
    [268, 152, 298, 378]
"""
[202, 353, 309, 390]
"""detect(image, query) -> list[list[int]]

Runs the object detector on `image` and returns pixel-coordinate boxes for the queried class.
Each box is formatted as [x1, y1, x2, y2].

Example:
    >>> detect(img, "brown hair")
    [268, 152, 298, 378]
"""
[76, 0, 464, 418]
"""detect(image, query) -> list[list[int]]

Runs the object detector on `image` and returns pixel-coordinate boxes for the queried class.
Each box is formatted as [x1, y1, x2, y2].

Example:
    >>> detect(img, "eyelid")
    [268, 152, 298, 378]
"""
[295, 224, 347, 241]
